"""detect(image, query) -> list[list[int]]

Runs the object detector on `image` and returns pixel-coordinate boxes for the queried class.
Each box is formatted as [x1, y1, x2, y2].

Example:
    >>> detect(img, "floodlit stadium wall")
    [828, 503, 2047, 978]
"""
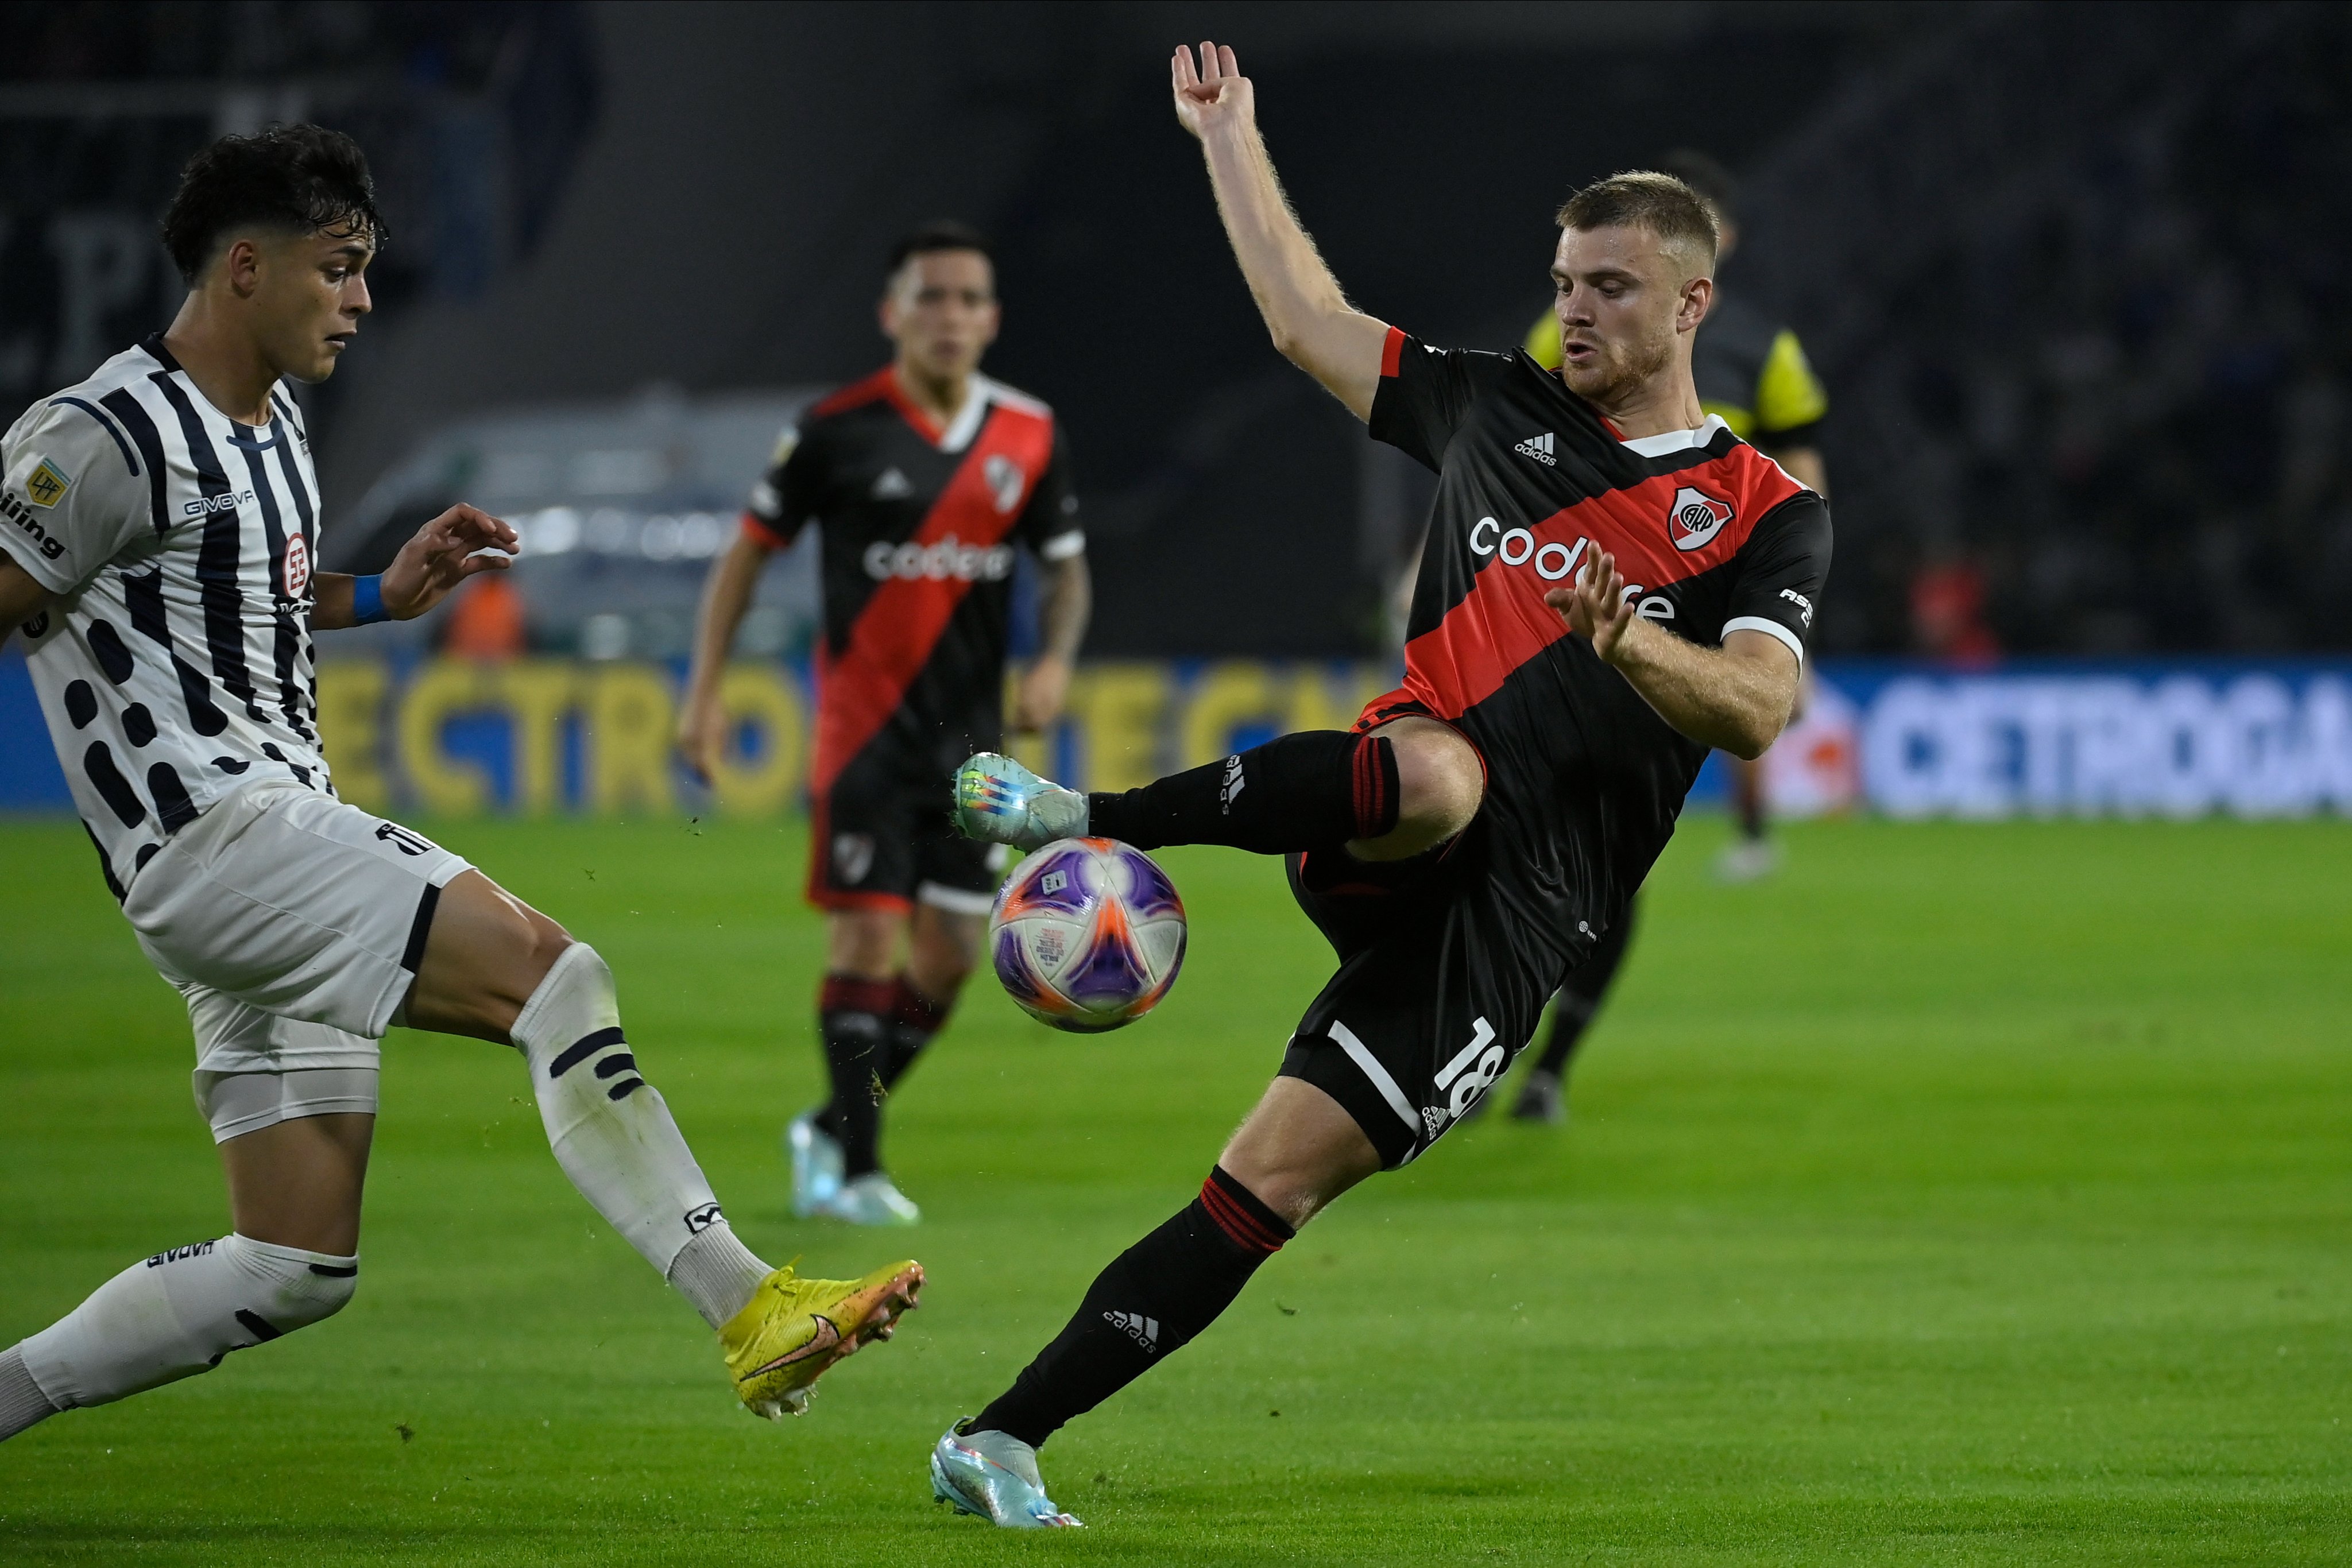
[4, 655, 2351, 821]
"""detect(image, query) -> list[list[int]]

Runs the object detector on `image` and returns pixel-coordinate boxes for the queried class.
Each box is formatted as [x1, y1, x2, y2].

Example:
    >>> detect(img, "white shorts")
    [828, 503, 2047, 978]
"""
[120, 780, 473, 1139]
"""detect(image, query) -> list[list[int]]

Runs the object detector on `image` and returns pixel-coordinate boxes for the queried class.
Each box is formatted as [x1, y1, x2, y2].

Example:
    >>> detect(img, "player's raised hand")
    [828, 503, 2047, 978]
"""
[1171, 41, 1254, 140]
[382, 502, 518, 619]
[1546, 549, 1637, 663]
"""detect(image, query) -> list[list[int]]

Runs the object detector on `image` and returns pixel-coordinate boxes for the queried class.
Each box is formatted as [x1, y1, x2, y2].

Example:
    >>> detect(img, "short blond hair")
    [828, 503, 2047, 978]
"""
[1556, 171, 1719, 269]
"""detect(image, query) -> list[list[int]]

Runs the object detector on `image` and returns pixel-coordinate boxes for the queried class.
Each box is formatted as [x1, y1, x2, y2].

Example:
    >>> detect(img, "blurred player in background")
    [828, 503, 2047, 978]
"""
[927, 43, 1829, 1527]
[679, 223, 1090, 1228]
[0, 127, 919, 1447]
[1505, 150, 1831, 1126]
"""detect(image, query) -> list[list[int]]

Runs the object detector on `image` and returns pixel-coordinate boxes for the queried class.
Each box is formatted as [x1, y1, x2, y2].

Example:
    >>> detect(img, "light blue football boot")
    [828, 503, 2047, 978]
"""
[951, 753, 1088, 852]
[786, 1110, 844, 1218]
[930, 1420, 1083, 1528]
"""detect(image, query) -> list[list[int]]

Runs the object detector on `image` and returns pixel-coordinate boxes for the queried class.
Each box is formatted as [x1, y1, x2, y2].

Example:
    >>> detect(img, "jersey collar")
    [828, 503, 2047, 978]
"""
[885, 367, 994, 454]
[1615, 414, 1730, 457]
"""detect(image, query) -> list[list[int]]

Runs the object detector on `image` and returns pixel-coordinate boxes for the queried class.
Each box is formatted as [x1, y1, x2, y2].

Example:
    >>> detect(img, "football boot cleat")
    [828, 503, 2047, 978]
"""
[720, 1259, 922, 1419]
[810, 1171, 922, 1227]
[931, 1420, 1083, 1528]
[786, 1110, 845, 1217]
[952, 753, 1088, 852]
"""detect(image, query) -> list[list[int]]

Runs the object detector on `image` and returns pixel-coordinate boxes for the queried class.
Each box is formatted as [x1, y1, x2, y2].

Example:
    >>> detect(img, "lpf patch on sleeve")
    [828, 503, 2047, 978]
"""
[24, 459, 71, 508]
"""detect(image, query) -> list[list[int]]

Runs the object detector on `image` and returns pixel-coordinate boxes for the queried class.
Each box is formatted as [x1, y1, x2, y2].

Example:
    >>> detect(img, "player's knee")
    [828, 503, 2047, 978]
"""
[254, 1243, 361, 1331]
[1390, 728, 1484, 841]
[826, 909, 903, 977]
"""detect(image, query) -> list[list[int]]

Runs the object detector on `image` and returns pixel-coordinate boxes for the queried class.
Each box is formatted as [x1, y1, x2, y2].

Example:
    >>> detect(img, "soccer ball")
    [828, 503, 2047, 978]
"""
[989, 837, 1187, 1033]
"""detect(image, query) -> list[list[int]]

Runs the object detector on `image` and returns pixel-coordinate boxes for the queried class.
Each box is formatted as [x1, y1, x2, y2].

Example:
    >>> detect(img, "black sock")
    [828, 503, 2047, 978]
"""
[880, 975, 950, 1090]
[816, 973, 896, 1177]
[1086, 730, 1398, 854]
[973, 1166, 1294, 1449]
[1533, 995, 1596, 1077]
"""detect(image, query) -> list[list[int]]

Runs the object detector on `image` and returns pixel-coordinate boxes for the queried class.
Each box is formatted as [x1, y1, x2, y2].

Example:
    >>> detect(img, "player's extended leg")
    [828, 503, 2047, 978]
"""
[1, 1108, 372, 1442]
[408, 869, 921, 1415]
[896, 901, 981, 1090]
[931, 1079, 1378, 1527]
[801, 907, 915, 1224]
[957, 717, 1483, 863]
[799, 902, 981, 1225]
[1513, 899, 1638, 1124]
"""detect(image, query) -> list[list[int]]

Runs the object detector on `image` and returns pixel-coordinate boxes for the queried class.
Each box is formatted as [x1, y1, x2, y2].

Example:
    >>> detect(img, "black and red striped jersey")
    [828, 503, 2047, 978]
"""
[1361, 328, 1832, 971]
[743, 367, 1082, 796]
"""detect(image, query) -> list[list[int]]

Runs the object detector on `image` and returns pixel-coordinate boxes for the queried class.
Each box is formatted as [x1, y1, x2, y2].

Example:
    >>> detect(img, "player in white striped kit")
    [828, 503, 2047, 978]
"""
[0, 125, 920, 1443]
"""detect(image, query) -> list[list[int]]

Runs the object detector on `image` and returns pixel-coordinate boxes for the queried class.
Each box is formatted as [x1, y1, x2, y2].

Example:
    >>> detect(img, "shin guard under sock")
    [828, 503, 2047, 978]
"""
[1086, 731, 1398, 853]
[880, 976, 950, 1091]
[973, 1166, 1294, 1448]
[817, 974, 896, 1177]
[14, 1234, 358, 1419]
[511, 943, 737, 1278]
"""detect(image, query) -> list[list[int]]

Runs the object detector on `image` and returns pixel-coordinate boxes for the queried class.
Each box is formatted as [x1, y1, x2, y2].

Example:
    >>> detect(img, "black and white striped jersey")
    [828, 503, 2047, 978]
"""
[1, 335, 332, 898]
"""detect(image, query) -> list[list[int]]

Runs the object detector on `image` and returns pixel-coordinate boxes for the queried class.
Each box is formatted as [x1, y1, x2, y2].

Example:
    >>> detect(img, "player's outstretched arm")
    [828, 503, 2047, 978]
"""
[676, 528, 772, 782]
[0, 557, 50, 651]
[1547, 552, 1799, 760]
[314, 504, 517, 630]
[1173, 41, 1390, 421]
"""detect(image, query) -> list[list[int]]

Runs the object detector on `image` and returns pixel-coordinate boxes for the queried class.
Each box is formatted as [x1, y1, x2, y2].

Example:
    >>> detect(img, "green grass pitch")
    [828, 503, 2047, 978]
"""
[1, 812, 2346, 1565]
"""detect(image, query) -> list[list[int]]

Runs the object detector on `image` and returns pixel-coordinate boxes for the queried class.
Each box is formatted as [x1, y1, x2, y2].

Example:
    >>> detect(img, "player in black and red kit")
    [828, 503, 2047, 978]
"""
[927, 44, 1829, 1528]
[680, 223, 1090, 1227]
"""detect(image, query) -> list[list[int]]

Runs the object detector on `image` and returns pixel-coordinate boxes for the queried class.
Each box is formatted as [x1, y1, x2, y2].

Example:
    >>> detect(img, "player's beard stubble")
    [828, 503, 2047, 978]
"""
[1559, 321, 1676, 412]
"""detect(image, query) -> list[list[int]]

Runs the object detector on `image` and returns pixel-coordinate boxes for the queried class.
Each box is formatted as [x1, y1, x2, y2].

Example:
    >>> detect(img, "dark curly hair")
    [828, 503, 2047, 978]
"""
[160, 125, 387, 283]
[887, 219, 992, 278]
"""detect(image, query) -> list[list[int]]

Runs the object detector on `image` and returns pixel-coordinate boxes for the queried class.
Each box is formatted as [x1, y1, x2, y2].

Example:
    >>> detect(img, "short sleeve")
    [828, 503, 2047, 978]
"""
[1017, 425, 1084, 562]
[1722, 493, 1832, 664]
[742, 421, 821, 550]
[0, 400, 150, 595]
[1367, 328, 1512, 474]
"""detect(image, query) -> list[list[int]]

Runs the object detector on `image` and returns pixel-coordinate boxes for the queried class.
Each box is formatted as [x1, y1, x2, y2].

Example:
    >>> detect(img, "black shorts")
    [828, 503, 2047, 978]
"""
[1278, 823, 1586, 1168]
[807, 748, 1006, 917]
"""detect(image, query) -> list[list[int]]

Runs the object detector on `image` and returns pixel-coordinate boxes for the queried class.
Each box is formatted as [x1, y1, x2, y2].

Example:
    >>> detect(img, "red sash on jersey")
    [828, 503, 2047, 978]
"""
[1392, 444, 1801, 722]
[808, 402, 1054, 793]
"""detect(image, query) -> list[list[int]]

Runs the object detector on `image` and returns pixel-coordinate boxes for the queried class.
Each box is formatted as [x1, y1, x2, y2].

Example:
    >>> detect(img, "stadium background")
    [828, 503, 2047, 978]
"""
[3, 3, 2348, 1563]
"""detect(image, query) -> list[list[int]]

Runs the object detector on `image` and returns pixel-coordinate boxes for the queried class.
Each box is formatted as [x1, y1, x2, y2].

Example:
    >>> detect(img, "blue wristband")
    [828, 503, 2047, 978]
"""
[350, 574, 389, 625]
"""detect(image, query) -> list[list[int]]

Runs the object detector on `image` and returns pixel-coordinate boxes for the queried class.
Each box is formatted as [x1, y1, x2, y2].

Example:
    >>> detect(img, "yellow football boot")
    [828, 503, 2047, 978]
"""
[720, 1258, 923, 1418]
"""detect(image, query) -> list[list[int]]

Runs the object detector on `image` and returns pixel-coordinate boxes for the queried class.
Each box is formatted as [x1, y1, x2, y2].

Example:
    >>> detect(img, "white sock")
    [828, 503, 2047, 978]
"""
[16, 1234, 358, 1414]
[511, 943, 766, 1294]
[0, 1346, 59, 1441]
[666, 1222, 773, 1329]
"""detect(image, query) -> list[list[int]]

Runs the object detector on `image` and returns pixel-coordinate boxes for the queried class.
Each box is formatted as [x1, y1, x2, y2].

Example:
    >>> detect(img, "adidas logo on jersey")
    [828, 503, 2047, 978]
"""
[871, 467, 913, 500]
[1513, 431, 1556, 466]
[1103, 1310, 1160, 1352]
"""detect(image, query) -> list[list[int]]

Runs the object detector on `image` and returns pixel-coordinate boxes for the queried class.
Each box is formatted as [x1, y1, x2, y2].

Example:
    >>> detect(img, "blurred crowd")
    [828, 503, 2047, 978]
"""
[1781, 3, 2351, 658]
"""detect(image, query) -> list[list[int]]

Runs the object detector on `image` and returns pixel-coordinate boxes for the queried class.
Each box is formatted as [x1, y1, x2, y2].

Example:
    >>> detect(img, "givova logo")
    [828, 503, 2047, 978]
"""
[182, 489, 255, 519]
[146, 1240, 217, 1268]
